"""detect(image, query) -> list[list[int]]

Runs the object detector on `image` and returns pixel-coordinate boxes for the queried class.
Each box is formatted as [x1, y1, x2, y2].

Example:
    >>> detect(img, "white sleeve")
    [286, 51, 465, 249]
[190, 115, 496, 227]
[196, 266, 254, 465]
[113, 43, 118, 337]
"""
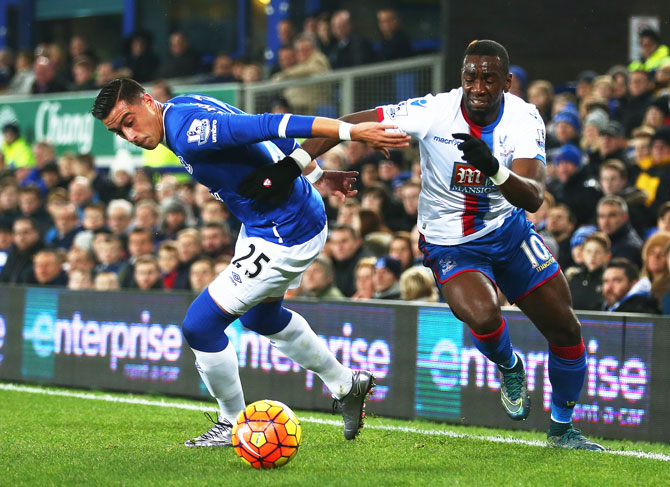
[375, 94, 438, 139]
[512, 105, 547, 164]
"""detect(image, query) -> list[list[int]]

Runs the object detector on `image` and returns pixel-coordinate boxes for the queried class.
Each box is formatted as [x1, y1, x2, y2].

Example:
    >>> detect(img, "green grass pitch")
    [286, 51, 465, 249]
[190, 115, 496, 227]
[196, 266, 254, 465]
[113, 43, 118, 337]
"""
[1, 383, 668, 487]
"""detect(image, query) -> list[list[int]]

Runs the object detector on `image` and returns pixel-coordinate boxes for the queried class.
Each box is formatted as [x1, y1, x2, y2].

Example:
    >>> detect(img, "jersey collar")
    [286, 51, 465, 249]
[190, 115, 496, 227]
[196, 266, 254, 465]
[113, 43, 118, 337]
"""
[460, 95, 505, 137]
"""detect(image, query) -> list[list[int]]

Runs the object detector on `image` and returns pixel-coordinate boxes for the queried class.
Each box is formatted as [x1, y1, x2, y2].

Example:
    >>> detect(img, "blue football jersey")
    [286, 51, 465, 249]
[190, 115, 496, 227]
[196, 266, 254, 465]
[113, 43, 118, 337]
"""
[161, 94, 326, 246]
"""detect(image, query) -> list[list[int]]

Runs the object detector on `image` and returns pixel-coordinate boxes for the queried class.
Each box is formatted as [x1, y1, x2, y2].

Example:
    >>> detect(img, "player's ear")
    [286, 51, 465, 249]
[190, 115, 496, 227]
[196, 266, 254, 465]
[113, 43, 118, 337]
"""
[503, 72, 512, 93]
[142, 93, 154, 107]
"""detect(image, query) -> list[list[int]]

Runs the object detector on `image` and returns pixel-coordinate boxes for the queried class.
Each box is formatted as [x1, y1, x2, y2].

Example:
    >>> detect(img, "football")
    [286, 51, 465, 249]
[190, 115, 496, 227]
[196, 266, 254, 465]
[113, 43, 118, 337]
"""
[232, 399, 302, 469]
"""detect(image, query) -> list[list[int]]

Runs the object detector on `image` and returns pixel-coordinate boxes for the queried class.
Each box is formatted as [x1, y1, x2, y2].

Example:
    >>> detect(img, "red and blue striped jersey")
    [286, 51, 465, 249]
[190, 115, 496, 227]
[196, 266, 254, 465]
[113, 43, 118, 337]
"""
[376, 88, 546, 245]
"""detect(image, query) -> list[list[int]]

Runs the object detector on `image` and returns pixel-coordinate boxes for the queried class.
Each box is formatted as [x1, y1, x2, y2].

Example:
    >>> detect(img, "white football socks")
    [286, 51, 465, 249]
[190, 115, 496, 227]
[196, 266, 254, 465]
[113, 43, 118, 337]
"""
[267, 310, 353, 399]
[192, 345, 245, 425]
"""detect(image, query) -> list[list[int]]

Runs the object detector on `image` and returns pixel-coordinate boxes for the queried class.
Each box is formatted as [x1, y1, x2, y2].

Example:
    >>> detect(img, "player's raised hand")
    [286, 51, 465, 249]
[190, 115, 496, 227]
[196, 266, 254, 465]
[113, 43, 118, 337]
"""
[452, 133, 500, 177]
[238, 156, 301, 204]
[350, 122, 411, 148]
[313, 170, 358, 202]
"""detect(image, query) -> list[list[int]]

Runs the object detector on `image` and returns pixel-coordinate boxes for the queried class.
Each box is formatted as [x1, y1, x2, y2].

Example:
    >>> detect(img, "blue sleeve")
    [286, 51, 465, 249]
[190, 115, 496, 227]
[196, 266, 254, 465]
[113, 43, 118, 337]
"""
[271, 137, 300, 156]
[172, 109, 315, 149]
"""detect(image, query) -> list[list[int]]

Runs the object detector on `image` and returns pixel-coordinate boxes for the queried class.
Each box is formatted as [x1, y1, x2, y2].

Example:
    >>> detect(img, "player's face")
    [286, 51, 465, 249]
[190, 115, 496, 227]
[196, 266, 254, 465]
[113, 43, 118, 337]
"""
[461, 55, 511, 125]
[103, 94, 164, 150]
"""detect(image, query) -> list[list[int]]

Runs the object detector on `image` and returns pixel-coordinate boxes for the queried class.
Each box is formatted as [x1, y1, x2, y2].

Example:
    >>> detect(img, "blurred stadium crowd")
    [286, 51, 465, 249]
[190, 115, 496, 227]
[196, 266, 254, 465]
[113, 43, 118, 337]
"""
[0, 8, 417, 95]
[0, 11, 670, 315]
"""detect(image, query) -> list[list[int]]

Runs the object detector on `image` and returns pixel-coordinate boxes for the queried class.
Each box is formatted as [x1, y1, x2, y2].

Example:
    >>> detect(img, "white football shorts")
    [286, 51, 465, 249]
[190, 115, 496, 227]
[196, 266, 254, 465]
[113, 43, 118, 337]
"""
[208, 223, 327, 315]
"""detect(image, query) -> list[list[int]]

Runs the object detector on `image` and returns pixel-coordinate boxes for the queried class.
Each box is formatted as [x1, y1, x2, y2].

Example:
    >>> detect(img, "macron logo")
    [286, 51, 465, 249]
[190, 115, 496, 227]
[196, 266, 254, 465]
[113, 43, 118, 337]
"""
[433, 136, 460, 146]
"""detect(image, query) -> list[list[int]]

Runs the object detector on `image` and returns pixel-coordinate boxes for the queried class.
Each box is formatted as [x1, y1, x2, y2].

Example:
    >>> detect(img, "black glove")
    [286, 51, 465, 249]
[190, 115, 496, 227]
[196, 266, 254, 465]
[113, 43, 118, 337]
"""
[452, 133, 500, 177]
[237, 156, 302, 205]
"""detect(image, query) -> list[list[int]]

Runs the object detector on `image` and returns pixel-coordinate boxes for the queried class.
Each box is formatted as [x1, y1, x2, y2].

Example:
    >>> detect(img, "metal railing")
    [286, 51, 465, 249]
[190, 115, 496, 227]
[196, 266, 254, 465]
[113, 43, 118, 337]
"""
[242, 54, 444, 117]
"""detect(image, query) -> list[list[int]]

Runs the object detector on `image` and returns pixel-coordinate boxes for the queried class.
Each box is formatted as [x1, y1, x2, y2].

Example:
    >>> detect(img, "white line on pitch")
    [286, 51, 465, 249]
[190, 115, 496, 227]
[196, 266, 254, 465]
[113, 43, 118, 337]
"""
[1, 382, 668, 462]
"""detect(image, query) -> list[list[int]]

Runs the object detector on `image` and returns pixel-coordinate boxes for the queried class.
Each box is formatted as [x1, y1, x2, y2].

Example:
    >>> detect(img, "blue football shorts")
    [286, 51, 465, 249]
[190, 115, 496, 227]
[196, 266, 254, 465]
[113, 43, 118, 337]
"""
[419, 209, 560, 303]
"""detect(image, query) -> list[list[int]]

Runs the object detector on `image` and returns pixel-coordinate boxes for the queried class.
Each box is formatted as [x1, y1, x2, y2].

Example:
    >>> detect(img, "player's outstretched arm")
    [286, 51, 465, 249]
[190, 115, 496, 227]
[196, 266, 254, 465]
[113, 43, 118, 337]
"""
[301, 110, 381, 159]
[238, 111, 405, 204]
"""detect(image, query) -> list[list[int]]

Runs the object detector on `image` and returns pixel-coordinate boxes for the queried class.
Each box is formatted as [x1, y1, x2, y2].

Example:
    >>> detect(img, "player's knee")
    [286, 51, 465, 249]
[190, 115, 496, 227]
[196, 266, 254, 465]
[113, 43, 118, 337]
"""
[182, 289, 233, 352]
[240, 299, 292, 335]
[464, 306, 503, 335]
[549, 318, 582, 347]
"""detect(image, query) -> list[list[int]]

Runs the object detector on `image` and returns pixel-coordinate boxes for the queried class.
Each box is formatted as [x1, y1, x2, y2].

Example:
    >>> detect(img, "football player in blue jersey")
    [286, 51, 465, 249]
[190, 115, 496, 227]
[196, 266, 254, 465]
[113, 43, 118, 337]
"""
[244, 41, 605, 451]
[92, 78, 410, 446]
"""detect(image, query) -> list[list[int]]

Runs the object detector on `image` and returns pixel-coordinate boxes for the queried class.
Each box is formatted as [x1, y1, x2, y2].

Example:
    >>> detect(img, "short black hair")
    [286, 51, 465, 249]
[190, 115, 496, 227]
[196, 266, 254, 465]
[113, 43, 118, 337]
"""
[606, 257, 639, 282]
[639, 27, 660, 44]
[92, 78, 145, 120]
[463, 40, 510, 74]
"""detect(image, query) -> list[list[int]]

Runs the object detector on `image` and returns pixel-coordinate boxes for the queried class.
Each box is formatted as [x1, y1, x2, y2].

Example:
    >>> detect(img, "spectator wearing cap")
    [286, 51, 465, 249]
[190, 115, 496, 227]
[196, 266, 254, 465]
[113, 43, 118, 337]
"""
[601, 258, 660, 314]
[621, 69, 655, 136]
[581, 108, 608, 156]
[548, 108, 580, 150]
[567, 231, 611, 311]
[643, 96, 670, 129]
[302, 254, 344, 299]
[509, 65, 527, 99]
[547, 144, 601, 227]
[629, 28, 670, 74]
[635, 127, 670, 215]
[587, 120, 632, 180]
[596, 195, 643, 267]
[565, 224, 598, 275]
[576, 70, 598, 106]
[599, 159, 651, 238]
[2, 123, 35, 171]
[373, 255, 402, 299]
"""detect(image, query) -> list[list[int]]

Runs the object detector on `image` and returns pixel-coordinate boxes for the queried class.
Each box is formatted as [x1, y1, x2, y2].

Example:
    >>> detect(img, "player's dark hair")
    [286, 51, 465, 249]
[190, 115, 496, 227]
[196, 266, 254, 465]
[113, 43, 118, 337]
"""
[463, 40, 510, 74]
[92, 78, 146, 120]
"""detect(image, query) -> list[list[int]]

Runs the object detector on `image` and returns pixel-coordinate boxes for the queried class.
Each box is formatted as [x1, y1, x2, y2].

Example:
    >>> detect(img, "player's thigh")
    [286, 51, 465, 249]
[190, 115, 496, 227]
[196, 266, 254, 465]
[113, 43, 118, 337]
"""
[494, 222, 560, 304]
[420, 238, 501, 331]
[208, 227, 326, 315]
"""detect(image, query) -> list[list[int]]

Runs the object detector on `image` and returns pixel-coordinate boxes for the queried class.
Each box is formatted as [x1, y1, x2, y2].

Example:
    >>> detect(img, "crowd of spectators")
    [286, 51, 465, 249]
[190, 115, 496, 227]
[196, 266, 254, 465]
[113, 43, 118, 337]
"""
[0, 8, 416, 97]
[1, 25, 670, 315]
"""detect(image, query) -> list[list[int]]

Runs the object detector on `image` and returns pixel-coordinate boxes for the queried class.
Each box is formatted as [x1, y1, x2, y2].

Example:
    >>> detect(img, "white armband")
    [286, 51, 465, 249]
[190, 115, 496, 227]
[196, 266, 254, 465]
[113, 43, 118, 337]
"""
[489, 165, 510, 186]
[289, 147, 313, 170]
[338, 122, 353, 141]
[306, 164, 324, 183]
